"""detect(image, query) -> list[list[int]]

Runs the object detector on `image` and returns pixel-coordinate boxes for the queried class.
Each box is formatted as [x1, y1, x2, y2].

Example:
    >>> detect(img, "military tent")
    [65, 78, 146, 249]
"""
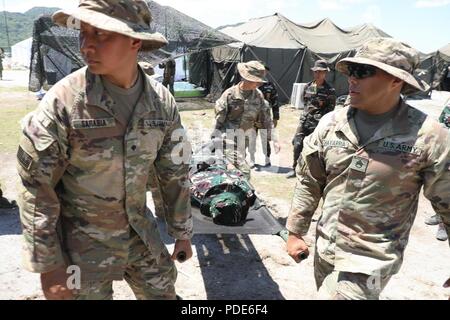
[189, 13, 392, 103]
[417, 43, 450, 93]
[28, 0, 235, 92]
[11, 37, 32, 68]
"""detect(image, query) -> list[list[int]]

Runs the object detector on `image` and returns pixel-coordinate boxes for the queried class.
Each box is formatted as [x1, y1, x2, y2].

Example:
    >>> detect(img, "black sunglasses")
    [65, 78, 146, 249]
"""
[347, 63, 377, 79]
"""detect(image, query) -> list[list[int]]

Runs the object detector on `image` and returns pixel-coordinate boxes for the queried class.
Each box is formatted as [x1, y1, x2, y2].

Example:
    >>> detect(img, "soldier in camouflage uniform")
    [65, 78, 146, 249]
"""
[0, 48, 4, 80]
[159, 58, 176, 95]
[286, 38, 450, 299]
[425, 103, 450, 242]
[214, 61, 280, 179]
[16, 0, 193, 300]
[252, 65, 280, 168]
[139, 61, 165, 218]
[287, 60, 336, 178]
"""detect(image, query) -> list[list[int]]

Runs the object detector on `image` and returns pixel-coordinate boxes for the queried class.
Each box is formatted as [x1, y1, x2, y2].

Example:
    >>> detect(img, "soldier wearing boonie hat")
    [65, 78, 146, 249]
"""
[213, 60, 280, 179]
[287, 59, 336, 179]
[286, 37, 450, 299]
[17, 0, 193, 300]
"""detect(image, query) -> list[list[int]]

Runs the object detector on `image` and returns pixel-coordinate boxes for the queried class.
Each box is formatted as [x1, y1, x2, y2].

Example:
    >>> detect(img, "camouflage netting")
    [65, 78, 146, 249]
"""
[28, 0, 235, 92]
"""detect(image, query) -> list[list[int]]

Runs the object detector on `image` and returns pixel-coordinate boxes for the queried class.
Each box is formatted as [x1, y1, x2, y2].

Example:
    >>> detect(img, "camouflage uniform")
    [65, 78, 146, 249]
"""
[159, 59, 176, 95]
[292, 80, 336, 170]
[0, 50, 4, 80]
[257, 82, 279, 160]
[287, 37, 449, 299]
[214, 84, 273, 179]
[439, 105, 450, 129]
[17, 66, 193, 299]
[287, 101, 450, 299]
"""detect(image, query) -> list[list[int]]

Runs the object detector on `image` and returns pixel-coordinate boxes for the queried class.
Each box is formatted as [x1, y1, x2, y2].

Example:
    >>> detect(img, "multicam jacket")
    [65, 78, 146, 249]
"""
[295, 80, 336, 137]
[17, 66, 193, 280]
[259, 82, 280, 121]
[287, 101, 450, 276]
[214, 84, 273, 135]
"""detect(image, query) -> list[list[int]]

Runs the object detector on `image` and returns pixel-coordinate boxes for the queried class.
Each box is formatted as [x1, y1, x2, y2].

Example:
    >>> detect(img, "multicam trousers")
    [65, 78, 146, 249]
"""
[314, 252, 391, 300]
[73, 229, 177, 300]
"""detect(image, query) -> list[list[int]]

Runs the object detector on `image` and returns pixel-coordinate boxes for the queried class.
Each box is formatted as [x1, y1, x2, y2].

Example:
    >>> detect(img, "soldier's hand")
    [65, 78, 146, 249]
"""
[41, 266, 74, 300]
[444, 278, 450, 300]
[273, 119, 278, 128]
[286, 232, 309, 264]
[273, 141, 281, 154]
[172, 239, 193, 263]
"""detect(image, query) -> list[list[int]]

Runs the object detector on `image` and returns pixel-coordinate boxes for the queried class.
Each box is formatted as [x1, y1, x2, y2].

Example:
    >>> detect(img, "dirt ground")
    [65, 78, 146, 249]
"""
[0, 71, 449, 300]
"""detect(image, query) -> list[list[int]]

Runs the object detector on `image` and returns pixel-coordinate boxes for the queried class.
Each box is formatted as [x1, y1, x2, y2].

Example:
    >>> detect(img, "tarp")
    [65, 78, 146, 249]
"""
[189, 13, 392, 103]
[11, 37, 32, 68]
[28, 0, 236, 92]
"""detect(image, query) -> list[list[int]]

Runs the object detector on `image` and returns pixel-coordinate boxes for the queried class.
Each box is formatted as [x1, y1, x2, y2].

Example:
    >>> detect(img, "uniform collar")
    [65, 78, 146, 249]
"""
[336, 99, 411, 147]
[84, 65, 158, 123]
[233, 84, 256, 100]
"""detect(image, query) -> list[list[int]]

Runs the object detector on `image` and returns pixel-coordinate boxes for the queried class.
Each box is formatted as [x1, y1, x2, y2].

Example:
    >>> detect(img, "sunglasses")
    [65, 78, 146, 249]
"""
[347, 63, 377, 79]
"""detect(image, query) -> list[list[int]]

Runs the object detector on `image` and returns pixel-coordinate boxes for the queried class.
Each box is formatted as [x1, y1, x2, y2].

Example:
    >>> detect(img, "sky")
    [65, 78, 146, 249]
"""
[2, 0, 449, 53]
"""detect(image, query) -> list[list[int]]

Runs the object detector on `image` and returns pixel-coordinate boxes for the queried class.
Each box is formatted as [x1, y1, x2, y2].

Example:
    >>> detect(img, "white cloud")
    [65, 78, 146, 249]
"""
[415, 0, 450, 8]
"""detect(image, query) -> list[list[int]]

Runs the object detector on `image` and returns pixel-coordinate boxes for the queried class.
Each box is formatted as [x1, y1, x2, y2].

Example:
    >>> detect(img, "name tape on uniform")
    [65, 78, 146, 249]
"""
[140, 119, 173, 128]
[379, 140, 423, 155]
[72, 118, 116, 129]
[323, 140, 349, 149]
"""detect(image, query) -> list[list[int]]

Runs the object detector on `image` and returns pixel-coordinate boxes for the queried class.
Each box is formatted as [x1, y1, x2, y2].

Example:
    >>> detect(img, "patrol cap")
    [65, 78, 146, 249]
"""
[337, 37, 429, 95]
[237, 60, 268, 83]
[52, 0, 168, 51]
[311, 60, 330, 72]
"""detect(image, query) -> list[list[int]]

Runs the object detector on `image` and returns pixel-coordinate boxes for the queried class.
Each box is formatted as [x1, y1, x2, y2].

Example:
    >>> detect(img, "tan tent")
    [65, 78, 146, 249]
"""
[190, 13, 391, 102]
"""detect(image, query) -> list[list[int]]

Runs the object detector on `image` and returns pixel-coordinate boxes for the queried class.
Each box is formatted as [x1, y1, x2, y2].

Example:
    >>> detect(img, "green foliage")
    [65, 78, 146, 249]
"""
[0, 7, 60, 49]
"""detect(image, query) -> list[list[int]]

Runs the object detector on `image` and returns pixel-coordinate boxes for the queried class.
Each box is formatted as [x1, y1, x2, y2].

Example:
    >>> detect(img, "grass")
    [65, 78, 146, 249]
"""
[251, 173, 296, 202]
[0, 87, 38, 153]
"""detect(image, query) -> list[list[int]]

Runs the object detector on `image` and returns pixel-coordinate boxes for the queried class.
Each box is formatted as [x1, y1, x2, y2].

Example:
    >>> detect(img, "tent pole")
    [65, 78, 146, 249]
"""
[294, 49, 307, 84]
[245, 45, 293, 101]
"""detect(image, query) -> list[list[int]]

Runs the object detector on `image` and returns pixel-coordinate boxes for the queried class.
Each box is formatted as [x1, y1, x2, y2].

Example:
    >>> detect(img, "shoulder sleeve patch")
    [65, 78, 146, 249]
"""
[17, 146, 33, 171]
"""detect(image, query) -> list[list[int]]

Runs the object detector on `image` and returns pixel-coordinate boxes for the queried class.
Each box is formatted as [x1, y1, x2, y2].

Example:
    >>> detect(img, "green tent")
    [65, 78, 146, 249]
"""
[418, 43, 450, 92]
[189, 13, 391, 103]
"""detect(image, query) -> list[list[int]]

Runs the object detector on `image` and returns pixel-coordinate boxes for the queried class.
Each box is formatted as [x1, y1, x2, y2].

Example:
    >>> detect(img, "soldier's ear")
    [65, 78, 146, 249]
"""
[391, 77, 404, 92]
[131, 39, 142, 51]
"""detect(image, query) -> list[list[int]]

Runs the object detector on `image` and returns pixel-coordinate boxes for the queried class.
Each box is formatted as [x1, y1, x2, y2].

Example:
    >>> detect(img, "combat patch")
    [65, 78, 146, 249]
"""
[323, 139, 349, 149]
[379, 140, 423, 155]
[17, 146, 33, 170]
[72, 118, 116, 129]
